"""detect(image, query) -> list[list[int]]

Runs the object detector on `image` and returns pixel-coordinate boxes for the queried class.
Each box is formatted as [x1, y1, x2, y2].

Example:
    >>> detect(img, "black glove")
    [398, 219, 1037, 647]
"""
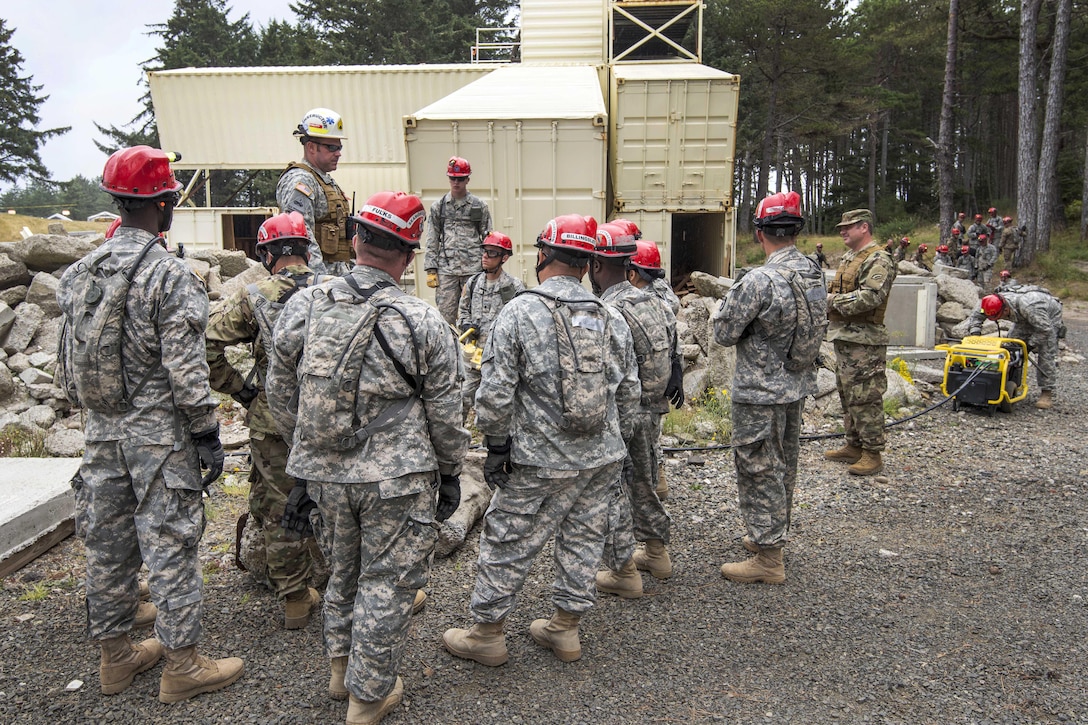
[665, 357, 685, 408]
[192, 424, 225, 488]
[483, 436, 512, 490]
[436, 473, 461, 522]
[281, 479, 316, 538]
[231, 383, 259, 409]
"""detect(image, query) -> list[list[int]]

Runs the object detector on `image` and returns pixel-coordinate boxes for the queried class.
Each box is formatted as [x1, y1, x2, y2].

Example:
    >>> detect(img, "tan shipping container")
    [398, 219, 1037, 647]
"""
[609, 63, 739, 212]
[405, 66, 609, 295]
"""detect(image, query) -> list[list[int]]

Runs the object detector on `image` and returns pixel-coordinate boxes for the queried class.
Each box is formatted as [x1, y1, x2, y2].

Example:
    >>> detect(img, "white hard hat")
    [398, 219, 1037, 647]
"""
[294, 107, 347, 140]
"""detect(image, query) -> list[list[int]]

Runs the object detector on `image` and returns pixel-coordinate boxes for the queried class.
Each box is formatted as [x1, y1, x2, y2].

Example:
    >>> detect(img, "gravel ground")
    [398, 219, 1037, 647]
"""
[2, 308, 1086, 725]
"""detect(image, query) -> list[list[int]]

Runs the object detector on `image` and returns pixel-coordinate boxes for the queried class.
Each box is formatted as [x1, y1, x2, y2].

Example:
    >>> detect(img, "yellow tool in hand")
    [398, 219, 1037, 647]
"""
[458, 327, 483, 370]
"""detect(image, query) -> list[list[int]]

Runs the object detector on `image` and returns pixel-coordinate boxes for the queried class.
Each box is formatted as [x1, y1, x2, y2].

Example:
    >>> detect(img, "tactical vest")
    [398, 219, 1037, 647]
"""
[828, 244, 889, 326]
[281, 162, 352, 262]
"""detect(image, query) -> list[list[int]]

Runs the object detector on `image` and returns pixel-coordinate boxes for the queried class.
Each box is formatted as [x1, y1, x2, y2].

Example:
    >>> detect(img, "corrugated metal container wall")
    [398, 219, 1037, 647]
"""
[519, 0, 607, 65]
[610, 64, 739, 212]
[149, 65, 491, 196]
[405, 67, 608, 294]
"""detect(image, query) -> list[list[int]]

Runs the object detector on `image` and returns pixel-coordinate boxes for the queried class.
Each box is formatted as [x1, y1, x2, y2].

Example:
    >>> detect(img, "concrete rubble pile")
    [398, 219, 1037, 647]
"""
[0, 226, 263, 459]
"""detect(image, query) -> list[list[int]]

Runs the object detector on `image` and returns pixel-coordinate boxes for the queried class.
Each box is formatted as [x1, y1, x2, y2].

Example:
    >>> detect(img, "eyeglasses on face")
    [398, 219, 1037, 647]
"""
[483, 249, 506, 258]
[318, 142, 342, 153]
[448, 176, 468, 183]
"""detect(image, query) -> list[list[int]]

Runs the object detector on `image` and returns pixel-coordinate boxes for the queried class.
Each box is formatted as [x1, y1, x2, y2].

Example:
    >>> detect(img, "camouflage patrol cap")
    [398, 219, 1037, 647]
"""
[835, 209, 873, 227]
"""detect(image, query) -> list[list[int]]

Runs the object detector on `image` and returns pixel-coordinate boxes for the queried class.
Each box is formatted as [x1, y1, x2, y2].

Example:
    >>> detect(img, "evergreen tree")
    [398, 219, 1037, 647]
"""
[0, 19, 70, 185]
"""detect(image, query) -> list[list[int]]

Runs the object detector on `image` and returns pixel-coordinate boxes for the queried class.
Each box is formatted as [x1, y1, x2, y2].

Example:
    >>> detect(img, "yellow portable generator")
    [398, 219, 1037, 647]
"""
[935, 336, 1029, 415]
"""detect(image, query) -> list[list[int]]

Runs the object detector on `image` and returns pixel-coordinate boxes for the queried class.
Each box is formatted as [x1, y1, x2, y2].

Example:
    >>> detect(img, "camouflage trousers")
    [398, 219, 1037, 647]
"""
[471, 459, 621, 622]
[435, 273, 473, 326]
[81, 437, 205, 649]
[833, 340, 888, 451]
[731, 400, 802, 548]
[309, 479, 436, 702]
[1012, 322, 1059, 392]
[249, 434, 315, 599]
[602, 409, 671, 570]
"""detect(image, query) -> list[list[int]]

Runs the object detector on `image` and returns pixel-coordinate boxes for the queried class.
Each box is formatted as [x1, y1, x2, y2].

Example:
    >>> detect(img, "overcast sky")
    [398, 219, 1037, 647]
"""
[3, 0, 297, 190]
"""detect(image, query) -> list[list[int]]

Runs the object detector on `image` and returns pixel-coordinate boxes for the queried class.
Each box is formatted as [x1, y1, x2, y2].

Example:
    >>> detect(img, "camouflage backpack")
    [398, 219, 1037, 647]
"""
[613, 293, 672, 406]
[520, 290, 611, 435]
[245, 271, 328, 384]
[764, 260, 828, 373]
[59, 237, 169, 413]
[293, 277, 421, 451]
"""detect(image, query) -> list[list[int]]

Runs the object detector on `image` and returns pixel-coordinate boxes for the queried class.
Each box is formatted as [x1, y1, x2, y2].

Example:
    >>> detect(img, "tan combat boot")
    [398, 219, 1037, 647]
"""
[134, 600, 157, 628]
[158, 646, 244, 703]
[655, 464, 669, 501]
[346, 676, 403, 725]
[411, 589, 427, 615]
[138, 580, 151, 600]
[442, 620, 508, 666]
[1035, 390, 1054, 409]
[632, 539, 673, 579]
[720, 547, 785, 584]
[329, 656, 348, 700]
[824, 444, 863, 463]
[284, 587, 320, 629]
[848, 450, 883, 476]
[595, 558, 643, 599]
[529, 609, 582, 662]
[99, 634, 164, 695]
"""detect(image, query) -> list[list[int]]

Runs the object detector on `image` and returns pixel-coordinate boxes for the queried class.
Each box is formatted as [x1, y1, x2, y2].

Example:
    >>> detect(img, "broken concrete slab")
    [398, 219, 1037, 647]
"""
[0, 457, 79, 577]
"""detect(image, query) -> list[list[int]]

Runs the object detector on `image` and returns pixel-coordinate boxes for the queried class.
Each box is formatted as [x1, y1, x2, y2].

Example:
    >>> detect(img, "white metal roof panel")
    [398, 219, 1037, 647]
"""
[409, 66, 606, 121]
[149, 65, 491, 170]
[612, 63, 738, 82]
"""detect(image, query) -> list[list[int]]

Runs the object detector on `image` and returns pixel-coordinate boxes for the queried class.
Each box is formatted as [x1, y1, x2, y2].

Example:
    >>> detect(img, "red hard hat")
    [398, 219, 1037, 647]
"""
[537, 214, 597, 255]
[610, 219, 642, 240]
[630, 239, 664, 271]
[1000, 269, 1011, 279]
[353, 191, 426, 248]
[974, 214, 983, 221]
[594, 222, 637, 257]
[1002, 216, 1012, 224]
[937, 245, 949, 253]
[753, 191, 804, 234]
[447, 156, 471, 178]
[980, 294, 1004, 319]
[900, 237, 910, 245]
[257, 211, 308, 249]
[961, 245, 970, 254]
[100, 146, 183, 199]
[979, 233, 988, 242]
[988, 207, 996, 214]
[104, 218, 122, 239]
[951, 227, 961, 236]
[919, 244, 927, 251]
[483, 230, 513, 252]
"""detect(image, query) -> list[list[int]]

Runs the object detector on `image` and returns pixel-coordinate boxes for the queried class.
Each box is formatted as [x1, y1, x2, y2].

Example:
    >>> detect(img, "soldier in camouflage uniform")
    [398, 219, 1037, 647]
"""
[713, 191, 826, 584]
[58, 146, 243, 701]
[956, 244, 977, 280]
[423, 156, 493, 325]
[443, 214, 640, 666]
[975, 234, 998, 289]
[986, 207, 1004, 249]
[968, 290, 1064, 409]
[892, 237, 911, 264]
[205, 212, 325, 629]
[824, 208, 897, 477]
[590, 224, 677, 600]
[951, 212, 967, 239]
[1002, 217, 1022, 267]
[456, 231, 524, 423]
[276, 108, 353, 275]
[267, 192, 469, 725]
[967, 214, 987, 252]
[812, 242, 830, 269]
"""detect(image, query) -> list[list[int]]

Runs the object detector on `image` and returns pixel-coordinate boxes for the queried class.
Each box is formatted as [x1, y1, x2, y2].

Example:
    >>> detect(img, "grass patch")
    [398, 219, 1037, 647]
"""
[0, 213, 102, 243]
[0, 425, 48, 457]
[17, 582, 51, 602]
[663, 388, 732, 444]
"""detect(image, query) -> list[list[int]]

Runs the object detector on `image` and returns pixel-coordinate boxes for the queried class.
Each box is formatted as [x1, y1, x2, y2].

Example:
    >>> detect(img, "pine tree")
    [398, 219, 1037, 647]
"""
[0, 19, 70, 184]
